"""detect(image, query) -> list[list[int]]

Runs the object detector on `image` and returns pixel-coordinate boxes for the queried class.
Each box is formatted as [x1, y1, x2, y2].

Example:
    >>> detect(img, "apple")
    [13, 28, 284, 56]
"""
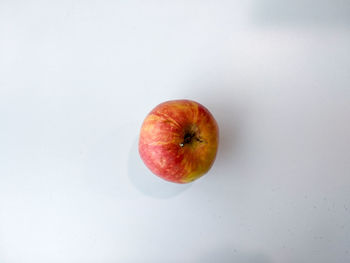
[138, 99, 219, 183]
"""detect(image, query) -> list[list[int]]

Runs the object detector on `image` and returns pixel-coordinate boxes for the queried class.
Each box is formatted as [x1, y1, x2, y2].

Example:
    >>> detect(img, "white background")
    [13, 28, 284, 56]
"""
[1, 1, 350, 262]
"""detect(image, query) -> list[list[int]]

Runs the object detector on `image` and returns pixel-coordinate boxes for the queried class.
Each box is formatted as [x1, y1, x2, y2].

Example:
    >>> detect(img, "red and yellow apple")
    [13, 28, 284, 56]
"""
[138, 99, 219, 183]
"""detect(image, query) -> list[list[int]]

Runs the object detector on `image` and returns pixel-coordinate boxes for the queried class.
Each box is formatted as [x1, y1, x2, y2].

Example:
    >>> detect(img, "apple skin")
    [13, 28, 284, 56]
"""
[138, 99, 219, 183]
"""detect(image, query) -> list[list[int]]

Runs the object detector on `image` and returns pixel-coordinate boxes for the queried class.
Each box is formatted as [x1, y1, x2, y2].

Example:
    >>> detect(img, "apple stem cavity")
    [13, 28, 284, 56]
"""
[179, 132, 204, 147]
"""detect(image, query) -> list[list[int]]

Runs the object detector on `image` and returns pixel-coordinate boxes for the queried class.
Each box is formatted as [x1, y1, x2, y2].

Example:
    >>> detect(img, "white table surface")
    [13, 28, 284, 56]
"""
[1, 1, 350, 262]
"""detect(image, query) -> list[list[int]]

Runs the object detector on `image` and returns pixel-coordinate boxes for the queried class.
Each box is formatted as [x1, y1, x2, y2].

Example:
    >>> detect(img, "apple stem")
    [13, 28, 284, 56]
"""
[179, 132, 203, 147]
